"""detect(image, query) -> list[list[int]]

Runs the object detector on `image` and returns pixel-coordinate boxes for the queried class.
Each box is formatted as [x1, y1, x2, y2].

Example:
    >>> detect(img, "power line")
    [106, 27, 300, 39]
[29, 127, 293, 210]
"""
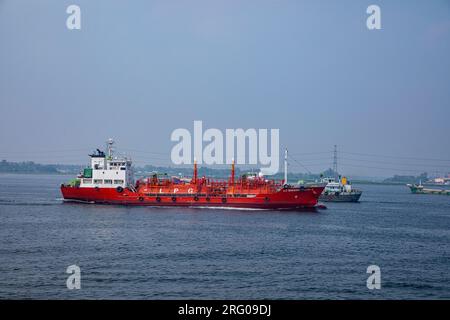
[287, 155, 313, 174]
[289, 162, 333, 168]
[339, 157, 450, 168]
[289, 149, 450, 162]
[337, 163, 430, 173]
[288, 161, 432, 174]
[120, 148, 168, 155]
[340, 151, 450, 162]
[288, 154, 447, 174]
[289, 151, 332, 156]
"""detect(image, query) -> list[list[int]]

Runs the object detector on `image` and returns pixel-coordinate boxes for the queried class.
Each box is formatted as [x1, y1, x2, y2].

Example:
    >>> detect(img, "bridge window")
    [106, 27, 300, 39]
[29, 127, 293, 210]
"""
[94, 179, 103, 184]
[114, 179, 124, 184]
[104, 179, 112, 184]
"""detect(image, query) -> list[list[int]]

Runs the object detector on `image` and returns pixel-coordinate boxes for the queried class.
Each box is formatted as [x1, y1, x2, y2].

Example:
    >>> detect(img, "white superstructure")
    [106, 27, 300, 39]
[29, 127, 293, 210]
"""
[320, 177, 355, 194]
[79, 139, 134, 189]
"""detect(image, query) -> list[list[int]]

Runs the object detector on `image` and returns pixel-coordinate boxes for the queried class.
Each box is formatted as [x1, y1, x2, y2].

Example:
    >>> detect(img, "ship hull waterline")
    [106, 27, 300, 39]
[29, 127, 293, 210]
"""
[319, 192, 362, 202]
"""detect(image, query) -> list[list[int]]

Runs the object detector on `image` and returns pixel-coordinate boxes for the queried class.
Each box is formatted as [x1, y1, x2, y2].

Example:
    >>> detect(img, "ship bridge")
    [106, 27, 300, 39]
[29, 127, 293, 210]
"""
[80, 139, 134, 189]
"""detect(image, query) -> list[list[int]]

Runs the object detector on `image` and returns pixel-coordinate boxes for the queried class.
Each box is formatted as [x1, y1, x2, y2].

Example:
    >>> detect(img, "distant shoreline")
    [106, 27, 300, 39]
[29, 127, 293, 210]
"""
[0, 160, 431, 185]
[0, 171, 411, 186]
[0, 171, 75, 175]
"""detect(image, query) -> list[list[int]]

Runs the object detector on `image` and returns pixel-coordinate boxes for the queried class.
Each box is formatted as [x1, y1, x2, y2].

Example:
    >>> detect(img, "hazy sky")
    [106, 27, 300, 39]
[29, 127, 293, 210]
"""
[1, 0, 450, 177]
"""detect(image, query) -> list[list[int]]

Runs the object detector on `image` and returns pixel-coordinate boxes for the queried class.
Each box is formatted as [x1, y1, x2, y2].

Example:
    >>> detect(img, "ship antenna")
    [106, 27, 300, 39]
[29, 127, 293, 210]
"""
[284, 148, 288, 186]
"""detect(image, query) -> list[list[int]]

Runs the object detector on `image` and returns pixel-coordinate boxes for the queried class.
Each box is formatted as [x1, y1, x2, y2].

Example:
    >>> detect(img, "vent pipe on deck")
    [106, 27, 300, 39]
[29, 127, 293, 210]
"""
[284, 148, 288, 186]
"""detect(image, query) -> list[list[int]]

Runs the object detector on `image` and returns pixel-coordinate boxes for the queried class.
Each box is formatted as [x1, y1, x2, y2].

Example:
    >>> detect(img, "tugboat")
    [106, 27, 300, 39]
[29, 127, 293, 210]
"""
[407, 182, 450, 195]
[319, 176, 362, 202]
[61, 140, 326, 210]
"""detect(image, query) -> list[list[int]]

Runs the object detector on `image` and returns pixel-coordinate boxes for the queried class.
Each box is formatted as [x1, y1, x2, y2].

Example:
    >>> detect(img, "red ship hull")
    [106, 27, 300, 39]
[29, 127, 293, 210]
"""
[61, 185, 325, 210]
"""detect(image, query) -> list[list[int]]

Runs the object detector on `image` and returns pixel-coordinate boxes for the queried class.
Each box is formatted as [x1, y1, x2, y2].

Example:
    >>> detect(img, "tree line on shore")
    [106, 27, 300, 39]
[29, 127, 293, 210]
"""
[0, 159, 429, 184]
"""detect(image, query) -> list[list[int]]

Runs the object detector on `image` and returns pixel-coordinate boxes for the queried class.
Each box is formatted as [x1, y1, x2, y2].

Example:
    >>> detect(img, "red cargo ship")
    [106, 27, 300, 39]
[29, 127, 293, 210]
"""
[61, 140, 325, 210]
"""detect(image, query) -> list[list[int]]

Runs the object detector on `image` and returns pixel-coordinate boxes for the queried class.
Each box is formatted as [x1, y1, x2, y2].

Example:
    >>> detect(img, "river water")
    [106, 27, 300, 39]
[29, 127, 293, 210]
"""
[0, 173, 448, 299]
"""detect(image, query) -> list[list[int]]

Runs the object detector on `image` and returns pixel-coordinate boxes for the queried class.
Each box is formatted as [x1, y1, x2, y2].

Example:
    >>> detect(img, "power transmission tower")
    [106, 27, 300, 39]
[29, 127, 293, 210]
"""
[333, 145, 338, 179]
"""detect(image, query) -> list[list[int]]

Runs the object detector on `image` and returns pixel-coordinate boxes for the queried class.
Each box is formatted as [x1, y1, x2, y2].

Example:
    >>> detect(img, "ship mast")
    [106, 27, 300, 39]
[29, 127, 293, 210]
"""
[284, 148, 288, 186]
[193, 158, 198, 184]
[107, 138, 114, 159]
[230, 158, 235, 194]
[231, 158, 235, 185]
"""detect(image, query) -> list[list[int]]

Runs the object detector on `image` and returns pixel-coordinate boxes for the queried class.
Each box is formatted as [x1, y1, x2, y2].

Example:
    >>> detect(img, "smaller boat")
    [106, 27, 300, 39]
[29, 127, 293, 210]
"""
[318, 176, 362, 202]
[407, 182, 450, 195]
[312, 145, 362, 202]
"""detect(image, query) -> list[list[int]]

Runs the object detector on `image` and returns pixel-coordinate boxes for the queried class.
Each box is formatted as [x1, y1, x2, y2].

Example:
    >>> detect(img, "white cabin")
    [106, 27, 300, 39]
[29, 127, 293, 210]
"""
[320, 177, 353, 194]
[79, 140, 134, 189]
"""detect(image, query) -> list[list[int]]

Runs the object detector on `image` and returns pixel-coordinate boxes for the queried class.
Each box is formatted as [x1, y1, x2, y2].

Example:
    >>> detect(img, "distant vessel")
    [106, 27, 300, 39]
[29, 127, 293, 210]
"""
[319, 176, 362, 202]
[317, 145, 362, 202]
[407, 182, 450, 195]
[423, 175, 450, 186]
[61, 140, 326, 210]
